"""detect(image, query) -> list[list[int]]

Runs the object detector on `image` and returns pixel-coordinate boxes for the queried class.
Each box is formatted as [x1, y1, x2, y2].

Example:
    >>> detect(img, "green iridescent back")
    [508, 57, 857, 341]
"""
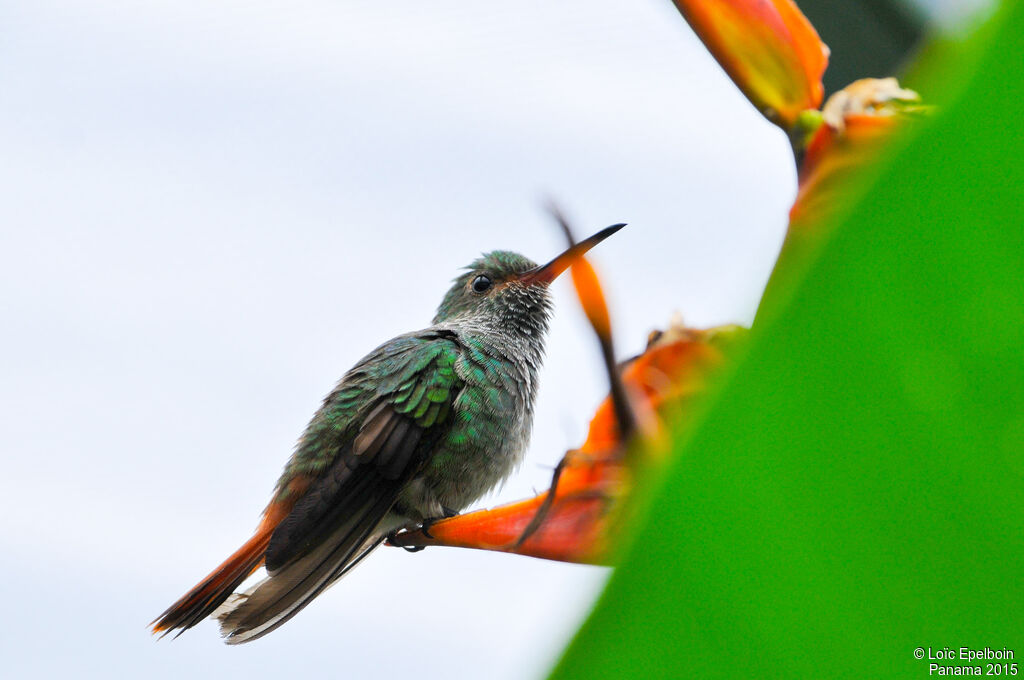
[273, 248, 551, 521]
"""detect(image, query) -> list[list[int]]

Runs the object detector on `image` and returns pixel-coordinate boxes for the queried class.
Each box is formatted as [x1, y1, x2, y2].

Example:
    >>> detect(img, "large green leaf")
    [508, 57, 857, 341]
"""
[552, 2, 1023, 677]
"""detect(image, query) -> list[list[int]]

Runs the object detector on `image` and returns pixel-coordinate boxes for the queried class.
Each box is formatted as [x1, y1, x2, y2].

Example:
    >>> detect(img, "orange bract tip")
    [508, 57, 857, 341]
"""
[570, 257, 611, 342]
[671, 0, 828, 129]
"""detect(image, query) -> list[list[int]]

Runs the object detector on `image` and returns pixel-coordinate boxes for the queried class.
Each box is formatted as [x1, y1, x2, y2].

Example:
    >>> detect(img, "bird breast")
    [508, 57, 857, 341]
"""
[399, 328, 545, 518]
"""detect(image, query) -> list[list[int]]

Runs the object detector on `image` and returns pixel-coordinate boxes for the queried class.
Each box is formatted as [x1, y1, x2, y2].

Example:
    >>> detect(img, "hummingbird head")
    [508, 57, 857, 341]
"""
[432, 224, 625, 333]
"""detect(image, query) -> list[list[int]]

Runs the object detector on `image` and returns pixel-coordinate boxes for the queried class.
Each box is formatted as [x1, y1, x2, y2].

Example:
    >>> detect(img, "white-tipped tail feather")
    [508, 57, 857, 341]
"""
[215, 512, 401, 644]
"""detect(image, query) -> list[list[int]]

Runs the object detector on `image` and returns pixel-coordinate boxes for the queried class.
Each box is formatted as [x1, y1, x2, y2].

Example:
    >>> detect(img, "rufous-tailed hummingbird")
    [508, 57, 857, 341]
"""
[152, 224, 624, 643]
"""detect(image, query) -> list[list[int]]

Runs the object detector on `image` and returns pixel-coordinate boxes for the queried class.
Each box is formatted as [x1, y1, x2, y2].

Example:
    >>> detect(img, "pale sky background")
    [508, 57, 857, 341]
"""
[0, 1, 966, 678]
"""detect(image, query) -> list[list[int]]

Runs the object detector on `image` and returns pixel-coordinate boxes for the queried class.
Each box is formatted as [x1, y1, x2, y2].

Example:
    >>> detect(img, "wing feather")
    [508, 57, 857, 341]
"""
[218, 488, 395, 643]
[214, 334, 464, 641]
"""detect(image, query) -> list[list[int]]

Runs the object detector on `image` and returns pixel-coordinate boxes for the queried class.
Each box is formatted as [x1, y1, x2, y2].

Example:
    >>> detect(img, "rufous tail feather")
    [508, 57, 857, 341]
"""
[151, 523, 273, 637]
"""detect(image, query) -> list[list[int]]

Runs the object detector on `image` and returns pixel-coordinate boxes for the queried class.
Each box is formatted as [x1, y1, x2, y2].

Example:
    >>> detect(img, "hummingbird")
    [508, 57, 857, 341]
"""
[151, 224, 624, 644]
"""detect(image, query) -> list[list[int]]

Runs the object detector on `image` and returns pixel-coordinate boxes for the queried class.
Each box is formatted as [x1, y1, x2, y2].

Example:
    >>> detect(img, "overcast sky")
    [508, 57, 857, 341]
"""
[0, 0, 970, 678]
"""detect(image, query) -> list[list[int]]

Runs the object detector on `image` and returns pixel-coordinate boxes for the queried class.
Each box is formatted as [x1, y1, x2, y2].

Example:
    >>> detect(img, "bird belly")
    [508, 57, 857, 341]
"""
[397, 407, 531, 520]
[394, 331, 542, 522]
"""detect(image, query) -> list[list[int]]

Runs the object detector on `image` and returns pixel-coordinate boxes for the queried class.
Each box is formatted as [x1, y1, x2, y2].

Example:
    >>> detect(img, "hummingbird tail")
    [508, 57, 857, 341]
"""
[214, 505, 398, 644]
[150, 526, 273, 637]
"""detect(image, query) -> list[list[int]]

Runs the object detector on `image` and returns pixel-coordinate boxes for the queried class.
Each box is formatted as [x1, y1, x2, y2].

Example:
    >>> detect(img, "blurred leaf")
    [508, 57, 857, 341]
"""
[551, 1, 1024, 677]
[789, 77, 924, 240]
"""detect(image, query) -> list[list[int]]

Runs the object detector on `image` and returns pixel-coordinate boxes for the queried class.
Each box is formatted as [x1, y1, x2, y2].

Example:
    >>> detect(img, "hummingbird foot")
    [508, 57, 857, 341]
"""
[419, 507, 458, 539]
[384, 507, 460, 548]
[420, 519, 437, 539]
[386, 529, 426, 552]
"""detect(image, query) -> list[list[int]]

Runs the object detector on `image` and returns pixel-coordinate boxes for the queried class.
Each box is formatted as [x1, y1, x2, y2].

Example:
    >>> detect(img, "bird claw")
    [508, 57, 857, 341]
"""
[386, 529, 426, 553]
[420, 508, 457, 539]
[387, 508, 459, 548]
[421, 519, 436, 539]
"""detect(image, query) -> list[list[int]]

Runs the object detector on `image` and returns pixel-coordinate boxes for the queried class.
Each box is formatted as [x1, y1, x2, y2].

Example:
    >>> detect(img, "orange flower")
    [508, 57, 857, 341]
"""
[388, 321, 744, 564]
[670, 0, 829, 129]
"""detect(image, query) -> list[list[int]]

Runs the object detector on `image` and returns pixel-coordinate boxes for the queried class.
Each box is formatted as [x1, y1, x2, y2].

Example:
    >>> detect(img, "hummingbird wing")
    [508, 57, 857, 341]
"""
[214, 331, 463, 643]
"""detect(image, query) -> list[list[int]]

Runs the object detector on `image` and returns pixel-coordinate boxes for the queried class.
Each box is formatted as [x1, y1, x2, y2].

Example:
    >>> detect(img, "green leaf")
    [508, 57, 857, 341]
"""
[551, 2, 1024, 678]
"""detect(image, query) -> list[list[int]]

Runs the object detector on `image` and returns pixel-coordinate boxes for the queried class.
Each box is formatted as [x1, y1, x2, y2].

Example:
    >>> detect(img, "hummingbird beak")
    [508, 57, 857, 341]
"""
[518, 223, 626, 285]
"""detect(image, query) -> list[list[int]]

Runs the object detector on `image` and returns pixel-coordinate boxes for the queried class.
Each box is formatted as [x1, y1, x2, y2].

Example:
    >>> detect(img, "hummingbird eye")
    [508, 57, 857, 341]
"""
[470, 274, 493, 293]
